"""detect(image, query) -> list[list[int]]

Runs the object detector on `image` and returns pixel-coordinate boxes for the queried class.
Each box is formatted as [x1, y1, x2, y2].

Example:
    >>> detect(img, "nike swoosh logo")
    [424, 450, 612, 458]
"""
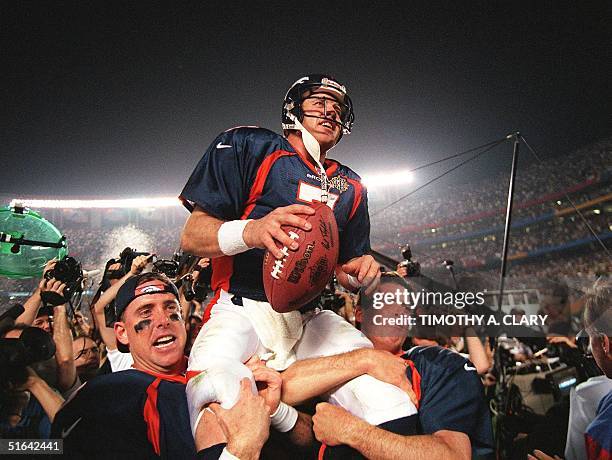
[61, 417, 82, 438]
[216, 142, 232, 149]
[464, 363, 477, 372]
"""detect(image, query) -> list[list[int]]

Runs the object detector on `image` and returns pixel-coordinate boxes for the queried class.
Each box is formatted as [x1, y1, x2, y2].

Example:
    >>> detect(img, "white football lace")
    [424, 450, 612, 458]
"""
[270, 231, 299, 279]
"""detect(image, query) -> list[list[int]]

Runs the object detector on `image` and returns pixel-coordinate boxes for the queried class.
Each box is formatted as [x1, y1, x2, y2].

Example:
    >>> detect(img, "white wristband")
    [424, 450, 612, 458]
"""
[218, 220, 252, 256]
[219, 447, 239, 460]
[270, 402, 298, 433]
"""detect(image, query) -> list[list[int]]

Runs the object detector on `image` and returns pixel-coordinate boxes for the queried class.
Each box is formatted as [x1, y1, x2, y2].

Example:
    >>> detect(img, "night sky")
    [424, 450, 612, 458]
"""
[2, 1, 610, 199]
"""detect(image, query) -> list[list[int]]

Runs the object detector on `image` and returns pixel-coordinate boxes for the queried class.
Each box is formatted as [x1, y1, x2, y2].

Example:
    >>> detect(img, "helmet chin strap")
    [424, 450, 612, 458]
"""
[289, 114, 329, 203]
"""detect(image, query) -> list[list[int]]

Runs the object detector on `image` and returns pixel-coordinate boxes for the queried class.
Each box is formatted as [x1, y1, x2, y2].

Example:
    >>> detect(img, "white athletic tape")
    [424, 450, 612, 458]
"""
[270, 402, 298, 433]
[218, 220, 252, 256]
[186, 361, 256, 435]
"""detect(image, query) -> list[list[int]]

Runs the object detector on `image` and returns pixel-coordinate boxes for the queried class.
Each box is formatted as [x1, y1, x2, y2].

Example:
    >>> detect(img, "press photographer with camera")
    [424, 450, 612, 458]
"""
[14, 258, 59, 328]
[91, 251, 153, 372]
[1, 324, 64, 438]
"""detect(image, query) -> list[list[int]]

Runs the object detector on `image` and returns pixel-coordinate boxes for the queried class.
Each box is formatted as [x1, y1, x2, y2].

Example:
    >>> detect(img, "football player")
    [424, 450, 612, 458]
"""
[281, 274, 494, 459]
[180, 75, 417, 446]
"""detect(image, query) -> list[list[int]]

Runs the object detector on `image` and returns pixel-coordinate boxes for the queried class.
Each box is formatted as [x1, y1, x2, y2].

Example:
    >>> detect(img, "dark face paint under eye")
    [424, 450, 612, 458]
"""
[169, 313, 181, 322]
[134, 319, 152, 333]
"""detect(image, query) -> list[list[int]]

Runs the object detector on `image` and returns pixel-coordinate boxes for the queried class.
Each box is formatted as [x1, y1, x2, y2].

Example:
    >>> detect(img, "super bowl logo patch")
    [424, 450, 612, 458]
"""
[329, 176, 349, 193]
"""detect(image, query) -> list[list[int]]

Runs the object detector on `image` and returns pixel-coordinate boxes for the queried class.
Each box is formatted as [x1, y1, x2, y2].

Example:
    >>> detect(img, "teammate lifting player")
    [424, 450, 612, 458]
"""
[179, 74, 417, 448]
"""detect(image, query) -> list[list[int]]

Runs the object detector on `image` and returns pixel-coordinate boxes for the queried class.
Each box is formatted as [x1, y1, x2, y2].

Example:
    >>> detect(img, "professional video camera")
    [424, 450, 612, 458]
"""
[99, 247, 152, 292]
[152, 258, 180, 279]
[398, 244, 421, 277]
[41, 256, 84, 307]
[180, 256, 212, 303]
[0, 327, 55, 391]
[100, 248, 151, 327]
[116, 247, 151, 275]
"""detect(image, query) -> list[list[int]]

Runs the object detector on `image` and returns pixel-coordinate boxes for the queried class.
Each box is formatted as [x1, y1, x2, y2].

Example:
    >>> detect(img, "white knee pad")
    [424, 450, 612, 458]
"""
[328, 374, 417, 426]
[185, 358, 256, 435]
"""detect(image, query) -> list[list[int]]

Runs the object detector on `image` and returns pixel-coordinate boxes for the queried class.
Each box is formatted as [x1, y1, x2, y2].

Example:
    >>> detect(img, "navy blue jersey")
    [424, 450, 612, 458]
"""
[180, 127, 371, 303]
[51, 369, 195, 459]
[403, 346, 494, 453]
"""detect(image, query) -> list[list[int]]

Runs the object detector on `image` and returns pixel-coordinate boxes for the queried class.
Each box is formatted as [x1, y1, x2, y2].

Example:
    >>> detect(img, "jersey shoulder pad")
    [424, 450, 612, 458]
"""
[216, 127, 292, 160]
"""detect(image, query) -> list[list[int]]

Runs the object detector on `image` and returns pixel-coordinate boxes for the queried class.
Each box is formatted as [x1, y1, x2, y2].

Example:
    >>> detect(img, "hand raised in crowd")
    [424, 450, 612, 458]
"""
[528, 449, 563, 460]
[73, 311, 92, 336]
[129, 254, 154, 276]
[341, 254, 381, 295]
[42, 258, 58, 278]
[245, 355, 282, 414]
[546, 335, 577, 348]
[243, 204, 315, 259]
[209, 378, 270, 460]
[40, 277, 66, 298]
[396, 263, 408, 278]
[194, 257, 210, 271]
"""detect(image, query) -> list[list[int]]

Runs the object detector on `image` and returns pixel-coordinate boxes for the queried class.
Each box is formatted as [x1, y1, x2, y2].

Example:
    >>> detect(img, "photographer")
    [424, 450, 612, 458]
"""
[14, 258, 58, 327]
[280, 272, 494, 459]
[1, 325, 65, 438]
[91, 254, 152, 372]
[530, 283, 611, 460]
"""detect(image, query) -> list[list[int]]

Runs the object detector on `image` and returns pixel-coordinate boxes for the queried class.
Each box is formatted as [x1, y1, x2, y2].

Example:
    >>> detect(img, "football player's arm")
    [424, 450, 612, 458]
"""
[281, 348, 413, 406]
[313, 403, 471, 460]
[181, 204, 315, 260]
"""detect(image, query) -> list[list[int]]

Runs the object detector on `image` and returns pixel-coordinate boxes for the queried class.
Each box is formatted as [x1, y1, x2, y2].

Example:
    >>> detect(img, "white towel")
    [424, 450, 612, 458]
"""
[242, 298, 303, 371]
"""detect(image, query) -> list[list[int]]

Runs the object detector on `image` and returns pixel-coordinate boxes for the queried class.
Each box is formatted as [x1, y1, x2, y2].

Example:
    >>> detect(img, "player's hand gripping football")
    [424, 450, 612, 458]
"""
[243, 204, 315, 259]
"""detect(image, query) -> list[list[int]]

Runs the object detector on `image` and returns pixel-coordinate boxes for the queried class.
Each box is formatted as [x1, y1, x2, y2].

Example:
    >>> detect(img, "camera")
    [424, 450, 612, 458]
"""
[398, 244, 421, 277]
[0, 327, 55, 391]
[319, 278, 346, 311]
[152, 259, 180, 279]
[41, 256, 84, 307]
[100, 247, 152, 292]
[117, 247, 151, 275]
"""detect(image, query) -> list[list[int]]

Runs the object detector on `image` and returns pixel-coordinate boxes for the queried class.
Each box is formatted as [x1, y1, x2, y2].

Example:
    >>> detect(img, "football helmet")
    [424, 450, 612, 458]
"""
[282, 74, 355, 140]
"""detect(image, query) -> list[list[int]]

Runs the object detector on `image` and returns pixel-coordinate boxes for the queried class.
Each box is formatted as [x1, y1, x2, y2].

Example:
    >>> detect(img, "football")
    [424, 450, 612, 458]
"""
[263, 202, 339, 313]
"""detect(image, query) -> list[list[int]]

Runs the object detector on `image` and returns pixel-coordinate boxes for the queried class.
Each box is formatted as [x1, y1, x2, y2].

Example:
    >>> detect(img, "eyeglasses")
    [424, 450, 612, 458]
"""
[74, 346, 99, 360]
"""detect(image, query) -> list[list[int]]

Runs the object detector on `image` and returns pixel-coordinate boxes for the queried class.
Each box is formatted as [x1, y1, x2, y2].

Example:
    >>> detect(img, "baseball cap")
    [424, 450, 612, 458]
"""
[114, 273, 179, 321]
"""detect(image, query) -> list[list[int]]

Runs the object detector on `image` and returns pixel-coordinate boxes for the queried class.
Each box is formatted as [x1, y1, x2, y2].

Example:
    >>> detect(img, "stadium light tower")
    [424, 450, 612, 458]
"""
[362, 170, 414, 189]
[9, 197, 182, 209]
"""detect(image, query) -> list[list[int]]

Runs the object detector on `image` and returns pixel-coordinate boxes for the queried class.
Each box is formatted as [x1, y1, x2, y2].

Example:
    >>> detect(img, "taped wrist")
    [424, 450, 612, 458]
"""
[217, 220, 252, 256]
[270, 402, 298, 432]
